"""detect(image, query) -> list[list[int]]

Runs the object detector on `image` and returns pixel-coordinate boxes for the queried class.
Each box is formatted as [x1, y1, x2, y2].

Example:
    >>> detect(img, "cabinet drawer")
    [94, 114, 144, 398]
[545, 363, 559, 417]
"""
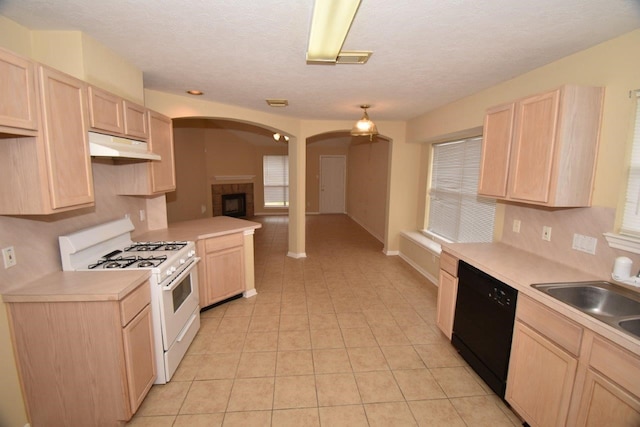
[204, 233, 243, 253]
[517, 294, 583, 356]
[440, 252, 458, 277]
[589, 335, 640, 398]
[120, 281, 151, 326]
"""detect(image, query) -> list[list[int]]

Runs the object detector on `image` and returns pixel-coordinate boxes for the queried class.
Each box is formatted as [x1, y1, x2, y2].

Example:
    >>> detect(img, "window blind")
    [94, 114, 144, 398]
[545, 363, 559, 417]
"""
[621, 92, 640, 236]
[263, 155, 289, 207]
[428, 137, 496, 243]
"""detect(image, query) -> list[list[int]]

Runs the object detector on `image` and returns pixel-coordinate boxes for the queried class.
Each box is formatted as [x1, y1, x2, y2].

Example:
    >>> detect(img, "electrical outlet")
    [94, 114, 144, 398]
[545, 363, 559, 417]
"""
[139, 209, 146, 221]
[512, 219, 521, 233]
[2, 246, 17, 268]
[572, 233, 598, 254]
[542, 226, 552, 241]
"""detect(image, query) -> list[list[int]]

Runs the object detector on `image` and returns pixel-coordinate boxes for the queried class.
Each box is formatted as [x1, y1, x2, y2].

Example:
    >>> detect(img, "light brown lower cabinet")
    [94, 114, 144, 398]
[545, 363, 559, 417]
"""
[507, 321, 578, 426]
[7, 282, 155, 427]
[435, 251, 459, 339]
[507, 294, 640, 427]
[436, 269, 458, 339]
[197, 232, 246, 308]
[570, 335, 640, 426]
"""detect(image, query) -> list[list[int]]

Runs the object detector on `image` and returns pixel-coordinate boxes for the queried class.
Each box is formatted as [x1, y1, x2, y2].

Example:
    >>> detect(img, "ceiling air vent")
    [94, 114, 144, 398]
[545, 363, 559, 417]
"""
[336, 51, 373, 64]
[266, 99, 289, 107]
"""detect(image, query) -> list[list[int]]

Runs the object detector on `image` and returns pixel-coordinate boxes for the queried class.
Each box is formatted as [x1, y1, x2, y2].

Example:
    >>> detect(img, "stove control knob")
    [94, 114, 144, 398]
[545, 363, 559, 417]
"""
[180, 258, 186, 264]
[166, 270, 172, 277]
[188, 250, 196, 257]
[171, 266, 177, 273]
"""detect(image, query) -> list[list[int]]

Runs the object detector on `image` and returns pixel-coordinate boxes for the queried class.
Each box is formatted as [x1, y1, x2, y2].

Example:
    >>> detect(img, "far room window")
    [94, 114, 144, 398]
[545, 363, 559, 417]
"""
[426, 137, 496, 243]
[263, 155, 289, 207]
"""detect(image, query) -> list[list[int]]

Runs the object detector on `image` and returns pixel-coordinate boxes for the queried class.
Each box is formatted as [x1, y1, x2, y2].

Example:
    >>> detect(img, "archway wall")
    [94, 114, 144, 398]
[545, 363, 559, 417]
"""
[145, 90, 420, 254]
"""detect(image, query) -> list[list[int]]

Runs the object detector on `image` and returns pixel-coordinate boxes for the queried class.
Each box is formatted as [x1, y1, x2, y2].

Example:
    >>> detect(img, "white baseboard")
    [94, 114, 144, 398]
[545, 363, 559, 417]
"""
[398, 252, 438, 286]
[384, 249, 400, 256]
[243, 289, 258, 298]
[253, 211, 288, 216]
[287, 251, 307, 259]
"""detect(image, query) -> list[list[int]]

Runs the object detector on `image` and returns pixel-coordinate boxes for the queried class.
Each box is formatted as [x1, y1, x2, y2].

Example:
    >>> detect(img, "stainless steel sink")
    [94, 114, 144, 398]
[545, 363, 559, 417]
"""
[619, 318, 640, 337]
[532, 281, 640, 340]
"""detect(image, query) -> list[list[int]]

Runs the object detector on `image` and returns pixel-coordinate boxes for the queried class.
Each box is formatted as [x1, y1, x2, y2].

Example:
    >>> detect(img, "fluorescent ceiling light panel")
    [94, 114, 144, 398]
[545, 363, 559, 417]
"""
[307, 0, 361, 63]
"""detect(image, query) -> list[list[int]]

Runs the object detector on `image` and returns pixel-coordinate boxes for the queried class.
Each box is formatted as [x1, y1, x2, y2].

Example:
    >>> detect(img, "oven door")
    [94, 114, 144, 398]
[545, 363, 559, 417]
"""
[158, 258, 200, 350]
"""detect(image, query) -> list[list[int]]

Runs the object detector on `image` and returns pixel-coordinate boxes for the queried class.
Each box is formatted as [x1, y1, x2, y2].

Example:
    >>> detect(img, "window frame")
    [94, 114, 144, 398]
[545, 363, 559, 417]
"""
[263, 154, 289, 208]
[604, 90, 640, 253]
[424, 136, 496, 244]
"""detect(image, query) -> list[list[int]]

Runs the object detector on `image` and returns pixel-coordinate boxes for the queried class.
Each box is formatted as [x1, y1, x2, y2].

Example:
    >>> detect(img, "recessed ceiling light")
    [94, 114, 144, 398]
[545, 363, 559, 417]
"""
[186, 90, 203, 95]
[266, 99, 289, 107]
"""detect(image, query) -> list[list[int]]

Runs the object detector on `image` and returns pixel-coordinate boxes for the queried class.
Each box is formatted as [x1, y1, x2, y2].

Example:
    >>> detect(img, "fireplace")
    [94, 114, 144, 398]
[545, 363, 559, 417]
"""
[212, 183, 254, 217]
[222, 193, 247, 218]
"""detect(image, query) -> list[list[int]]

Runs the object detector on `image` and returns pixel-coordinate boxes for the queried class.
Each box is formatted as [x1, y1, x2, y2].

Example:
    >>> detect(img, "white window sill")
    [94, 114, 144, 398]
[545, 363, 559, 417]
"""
[603, 232, 640, 255]
[401, 231, 442, 255]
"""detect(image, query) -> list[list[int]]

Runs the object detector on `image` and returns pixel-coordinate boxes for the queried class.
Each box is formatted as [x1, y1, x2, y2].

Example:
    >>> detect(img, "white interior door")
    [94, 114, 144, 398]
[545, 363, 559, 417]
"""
[320, 155, 346, 213]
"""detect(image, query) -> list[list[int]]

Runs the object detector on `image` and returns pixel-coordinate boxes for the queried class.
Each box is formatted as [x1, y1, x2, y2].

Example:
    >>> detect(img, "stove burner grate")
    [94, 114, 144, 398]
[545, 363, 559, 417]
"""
[124, 241, 188, 252]
[88, 255, 168, 269]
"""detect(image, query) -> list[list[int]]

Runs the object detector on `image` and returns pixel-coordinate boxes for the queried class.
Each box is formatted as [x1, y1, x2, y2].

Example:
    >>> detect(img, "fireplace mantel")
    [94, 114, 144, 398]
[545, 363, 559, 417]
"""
[212, 175, 255, 181]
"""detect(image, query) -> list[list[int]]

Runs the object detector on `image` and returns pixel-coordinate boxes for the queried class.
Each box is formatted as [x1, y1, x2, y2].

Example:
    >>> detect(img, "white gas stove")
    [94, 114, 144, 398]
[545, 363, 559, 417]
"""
[59, 217, 201, 384]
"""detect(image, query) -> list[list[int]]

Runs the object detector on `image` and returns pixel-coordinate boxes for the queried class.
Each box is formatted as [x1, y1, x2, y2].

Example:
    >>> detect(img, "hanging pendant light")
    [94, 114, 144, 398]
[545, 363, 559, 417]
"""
[350, 104, 379, 140]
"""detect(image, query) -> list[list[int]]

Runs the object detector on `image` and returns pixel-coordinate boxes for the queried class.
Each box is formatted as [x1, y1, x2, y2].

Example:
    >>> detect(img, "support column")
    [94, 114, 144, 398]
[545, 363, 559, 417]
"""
[287, 135, 307, 258]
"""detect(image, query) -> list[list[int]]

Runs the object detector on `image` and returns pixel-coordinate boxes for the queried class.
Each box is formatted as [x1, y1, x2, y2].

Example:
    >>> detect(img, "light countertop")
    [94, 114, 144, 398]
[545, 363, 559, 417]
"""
[2, 270, 150, 303]
[134, 216, 262, 242]
[443, 242, 640, 355]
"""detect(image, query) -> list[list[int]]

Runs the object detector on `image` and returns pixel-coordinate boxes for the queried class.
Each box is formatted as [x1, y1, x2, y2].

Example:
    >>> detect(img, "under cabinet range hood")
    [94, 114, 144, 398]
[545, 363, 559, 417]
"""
[88, 131, 161, 161]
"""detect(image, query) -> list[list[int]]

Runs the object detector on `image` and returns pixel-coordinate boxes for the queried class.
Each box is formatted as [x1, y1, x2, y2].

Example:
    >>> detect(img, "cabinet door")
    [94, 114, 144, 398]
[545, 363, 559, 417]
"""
[0, 48, 38, 132]
[88, 86, 124, 134]
[506, 321, 577, 427]
[123, 100, 148, 140]
[148, 110, 176, 193]
[478, 103, 514, 198]
[205, 246, 245, 305]
[122, 305, 156, 414]
[436, 270, 458, 339]
[574, 369, 640, 427]
[508, 89, 560, 203]
[39, 66, 94, 209]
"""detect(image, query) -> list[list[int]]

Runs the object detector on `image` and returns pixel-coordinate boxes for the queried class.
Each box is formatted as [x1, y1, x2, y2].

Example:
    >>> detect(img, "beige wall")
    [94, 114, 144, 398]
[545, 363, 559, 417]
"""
[347, 139, 390, 242]
[409, 30, 640, 217]
[167, 127, 208, 222]
[406, 29, 640, 283]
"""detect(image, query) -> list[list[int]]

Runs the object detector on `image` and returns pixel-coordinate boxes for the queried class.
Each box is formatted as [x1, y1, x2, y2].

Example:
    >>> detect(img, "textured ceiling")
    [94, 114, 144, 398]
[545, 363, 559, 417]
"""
[1, 0, 639, 121]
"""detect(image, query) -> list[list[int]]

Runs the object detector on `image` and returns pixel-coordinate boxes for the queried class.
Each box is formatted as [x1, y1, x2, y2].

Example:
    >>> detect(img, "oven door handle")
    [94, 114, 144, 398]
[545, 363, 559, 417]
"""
[176, 312, 198, 342]
[162, 257, 200, 292]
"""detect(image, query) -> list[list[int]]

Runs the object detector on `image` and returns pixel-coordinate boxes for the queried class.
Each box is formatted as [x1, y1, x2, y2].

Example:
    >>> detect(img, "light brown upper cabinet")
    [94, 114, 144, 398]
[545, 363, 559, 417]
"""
[0, 65, 94, 215]
[478, 85, 604, 207]
[88, 86, 124, 134]
[148, 110, 176, 193]
[115, 110, 176, 196]
[0, 47, 38, 135]
[88, 86, 148, 140]
[123, 100, 149, 140]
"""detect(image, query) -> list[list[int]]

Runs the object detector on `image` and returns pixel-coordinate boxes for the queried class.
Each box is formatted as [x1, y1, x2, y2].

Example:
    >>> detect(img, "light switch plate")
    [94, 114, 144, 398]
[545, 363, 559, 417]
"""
[2, 246, 16, 268]
[542, 226, 552, 241]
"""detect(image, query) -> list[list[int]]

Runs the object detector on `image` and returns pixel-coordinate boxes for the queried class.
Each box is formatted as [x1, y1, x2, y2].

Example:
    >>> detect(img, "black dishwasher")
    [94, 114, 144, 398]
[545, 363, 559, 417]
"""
[451, 260, 518, 399]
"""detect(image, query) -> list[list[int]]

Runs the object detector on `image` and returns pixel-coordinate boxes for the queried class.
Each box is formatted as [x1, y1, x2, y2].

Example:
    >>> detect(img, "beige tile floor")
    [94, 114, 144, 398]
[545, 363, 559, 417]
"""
[127, 215, 522, 426]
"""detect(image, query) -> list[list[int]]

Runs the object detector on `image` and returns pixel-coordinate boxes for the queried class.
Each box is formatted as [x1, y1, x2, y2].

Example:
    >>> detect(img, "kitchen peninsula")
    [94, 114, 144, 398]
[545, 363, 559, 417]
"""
[135, 216, 262, 309]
